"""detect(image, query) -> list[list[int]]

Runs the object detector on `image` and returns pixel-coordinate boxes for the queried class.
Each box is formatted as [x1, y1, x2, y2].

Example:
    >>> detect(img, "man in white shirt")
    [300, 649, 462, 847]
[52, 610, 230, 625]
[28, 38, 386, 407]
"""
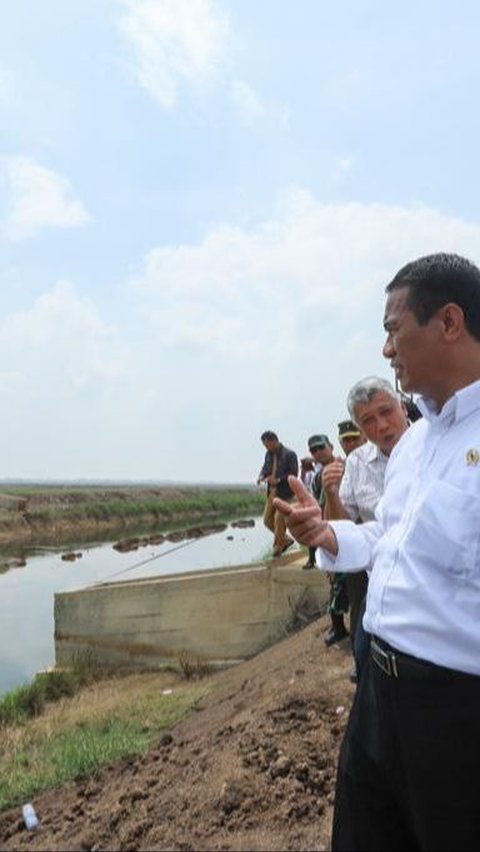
[274, 253, 480, 851]
[323, 379, 409, 682]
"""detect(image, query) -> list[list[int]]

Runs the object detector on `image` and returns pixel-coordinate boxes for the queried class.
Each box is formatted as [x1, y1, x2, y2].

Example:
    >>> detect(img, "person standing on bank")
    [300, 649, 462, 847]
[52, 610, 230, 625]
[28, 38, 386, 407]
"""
[337, 418, 365, 458]
[257, 431, 298, 558]
[273, 253, 480, 851]
[308, 434, 349, 645]
[323, 384, 408, 682]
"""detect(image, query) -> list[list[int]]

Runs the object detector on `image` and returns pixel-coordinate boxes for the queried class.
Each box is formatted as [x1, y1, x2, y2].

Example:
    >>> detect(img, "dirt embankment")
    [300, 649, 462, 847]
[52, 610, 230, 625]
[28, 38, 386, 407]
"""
[0, 616, 354, 851]
[0, 486, 264, 547]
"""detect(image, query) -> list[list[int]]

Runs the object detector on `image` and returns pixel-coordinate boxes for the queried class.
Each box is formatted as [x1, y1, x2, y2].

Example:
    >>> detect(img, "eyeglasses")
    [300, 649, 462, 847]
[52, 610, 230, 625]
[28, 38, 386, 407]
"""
[310, 444, 327, 451]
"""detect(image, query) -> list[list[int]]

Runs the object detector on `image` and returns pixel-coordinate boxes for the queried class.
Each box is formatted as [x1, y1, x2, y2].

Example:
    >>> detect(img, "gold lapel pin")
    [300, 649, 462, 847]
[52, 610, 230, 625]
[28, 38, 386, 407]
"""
[466, 448, 480, 466]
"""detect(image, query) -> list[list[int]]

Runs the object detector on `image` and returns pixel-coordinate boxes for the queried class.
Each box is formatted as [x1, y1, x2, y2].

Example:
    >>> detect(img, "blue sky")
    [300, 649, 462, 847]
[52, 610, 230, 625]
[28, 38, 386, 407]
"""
[1, 0, 480, 481]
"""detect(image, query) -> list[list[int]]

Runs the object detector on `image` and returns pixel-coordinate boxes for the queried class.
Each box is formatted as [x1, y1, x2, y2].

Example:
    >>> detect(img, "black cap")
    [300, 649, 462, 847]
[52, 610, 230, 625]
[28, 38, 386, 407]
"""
[337, 420, 361, 439]
[308, 433, 330, 450]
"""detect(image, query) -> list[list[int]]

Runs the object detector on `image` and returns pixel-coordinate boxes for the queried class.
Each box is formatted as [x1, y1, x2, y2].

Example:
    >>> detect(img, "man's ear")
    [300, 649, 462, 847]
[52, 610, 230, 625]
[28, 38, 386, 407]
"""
[441, 303, 464, 340]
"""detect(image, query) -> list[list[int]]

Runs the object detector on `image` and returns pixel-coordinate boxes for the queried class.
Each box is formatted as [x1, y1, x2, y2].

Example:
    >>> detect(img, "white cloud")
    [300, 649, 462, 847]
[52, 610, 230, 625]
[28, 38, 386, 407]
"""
[2, 192, 480, 481]
[134, 190, 480, 361]
[118, 0, 231, 108]
[1, 156, 90, 240]
[129, 191, 480, 430]
[0, 281, 125, 397]
[121, 193, 480, 478]
[0, 281, 146, 478]
[117, 1, 282, 124]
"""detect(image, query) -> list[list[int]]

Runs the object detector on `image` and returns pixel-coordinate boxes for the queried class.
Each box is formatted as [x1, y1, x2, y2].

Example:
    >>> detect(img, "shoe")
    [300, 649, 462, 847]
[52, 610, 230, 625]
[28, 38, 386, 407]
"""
[324, 627, 349, 647]
[281, 538, 295, 554]
[302, 561, 315, 570]
[272, 549, 282, 558]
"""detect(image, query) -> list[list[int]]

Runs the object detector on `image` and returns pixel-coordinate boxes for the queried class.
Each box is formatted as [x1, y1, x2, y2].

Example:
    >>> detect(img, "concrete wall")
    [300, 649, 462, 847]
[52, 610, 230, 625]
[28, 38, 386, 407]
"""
[54, 560, 329, 672]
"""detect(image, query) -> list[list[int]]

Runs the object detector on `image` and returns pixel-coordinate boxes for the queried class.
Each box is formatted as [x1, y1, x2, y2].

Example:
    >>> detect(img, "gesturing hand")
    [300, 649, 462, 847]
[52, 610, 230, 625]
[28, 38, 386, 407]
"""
[321, 460, 345, 495]
[273, 476, 338, 553]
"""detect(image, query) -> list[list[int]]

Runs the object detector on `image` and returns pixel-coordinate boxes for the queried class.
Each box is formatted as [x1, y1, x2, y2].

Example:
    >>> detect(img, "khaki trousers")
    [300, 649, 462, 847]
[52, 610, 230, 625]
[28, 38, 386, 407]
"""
[263, 491, 291, 553]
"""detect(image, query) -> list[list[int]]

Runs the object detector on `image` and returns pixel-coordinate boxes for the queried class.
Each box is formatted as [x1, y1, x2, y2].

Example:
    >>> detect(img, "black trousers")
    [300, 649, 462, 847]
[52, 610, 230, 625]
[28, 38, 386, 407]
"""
[345, 571, 368, 647]
[352, 595, 370, 679]
[332, 639, 480, 851]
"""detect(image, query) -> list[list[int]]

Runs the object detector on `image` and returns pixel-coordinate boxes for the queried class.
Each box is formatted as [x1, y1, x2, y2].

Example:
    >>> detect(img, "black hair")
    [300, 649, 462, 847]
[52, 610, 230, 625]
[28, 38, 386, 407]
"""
[261, 430, 278, 442]
[386, 253, 480, 341]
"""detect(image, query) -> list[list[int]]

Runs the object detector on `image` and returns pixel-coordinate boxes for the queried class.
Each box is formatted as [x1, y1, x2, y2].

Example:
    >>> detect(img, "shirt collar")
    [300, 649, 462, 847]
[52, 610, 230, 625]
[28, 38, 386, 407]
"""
[362, 441, 388, 464]
[417, 378, 480, 425]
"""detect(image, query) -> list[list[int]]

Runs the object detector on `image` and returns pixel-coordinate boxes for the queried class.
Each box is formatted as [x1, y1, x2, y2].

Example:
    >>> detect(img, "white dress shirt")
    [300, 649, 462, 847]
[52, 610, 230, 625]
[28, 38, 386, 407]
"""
[339, 441, 388, 522]
[318, 379, 480, 675]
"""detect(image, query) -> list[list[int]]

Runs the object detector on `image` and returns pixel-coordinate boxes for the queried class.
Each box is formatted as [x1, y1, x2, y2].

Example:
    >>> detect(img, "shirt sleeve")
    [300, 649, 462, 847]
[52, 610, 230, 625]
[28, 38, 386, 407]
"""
[316, 512, 385, 574]
[338, 454, 360, 521]
[278, 450, 299, 483]
[259, 453, 270, 479]
[288, 451, 299, 477]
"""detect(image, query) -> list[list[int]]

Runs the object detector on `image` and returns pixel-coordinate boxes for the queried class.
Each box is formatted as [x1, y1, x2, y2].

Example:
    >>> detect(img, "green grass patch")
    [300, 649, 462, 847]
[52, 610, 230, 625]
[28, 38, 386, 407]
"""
[0, 672, 78, 727]
[0, 677, 207, 811]
[0, 653, 107, 727]
[17, 489, 264, 524]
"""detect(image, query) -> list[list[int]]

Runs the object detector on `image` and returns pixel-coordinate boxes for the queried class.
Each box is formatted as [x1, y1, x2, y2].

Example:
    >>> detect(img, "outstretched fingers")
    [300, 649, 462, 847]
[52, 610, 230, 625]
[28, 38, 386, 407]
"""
[286, 475, 318, 507]
[273, 476, 327, 548]
[273, 496, 294, 516]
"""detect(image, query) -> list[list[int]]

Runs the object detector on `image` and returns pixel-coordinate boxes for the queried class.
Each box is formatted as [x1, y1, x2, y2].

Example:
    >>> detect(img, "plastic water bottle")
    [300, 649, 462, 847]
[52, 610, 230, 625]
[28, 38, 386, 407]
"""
[22, 803, 39, 830]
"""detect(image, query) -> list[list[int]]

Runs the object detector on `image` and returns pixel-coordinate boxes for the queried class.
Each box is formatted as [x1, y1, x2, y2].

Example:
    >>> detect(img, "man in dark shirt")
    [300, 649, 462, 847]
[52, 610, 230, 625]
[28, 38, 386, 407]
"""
[257, 431, 298, 557]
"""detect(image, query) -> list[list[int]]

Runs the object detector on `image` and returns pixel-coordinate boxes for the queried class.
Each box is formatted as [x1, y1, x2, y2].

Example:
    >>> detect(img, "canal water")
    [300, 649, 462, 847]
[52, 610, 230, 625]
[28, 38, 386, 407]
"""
[0, 517, 281, 697]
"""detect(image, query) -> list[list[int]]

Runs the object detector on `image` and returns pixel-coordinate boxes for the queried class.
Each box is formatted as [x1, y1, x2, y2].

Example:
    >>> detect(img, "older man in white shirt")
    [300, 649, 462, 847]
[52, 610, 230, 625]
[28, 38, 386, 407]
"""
[323, 378, 409, 681]
[274, 253, 480, 851]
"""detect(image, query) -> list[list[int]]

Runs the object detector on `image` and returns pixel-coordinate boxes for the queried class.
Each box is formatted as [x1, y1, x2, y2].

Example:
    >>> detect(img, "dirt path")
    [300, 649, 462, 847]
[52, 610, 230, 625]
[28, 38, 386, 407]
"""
[0, 607, 355, 851]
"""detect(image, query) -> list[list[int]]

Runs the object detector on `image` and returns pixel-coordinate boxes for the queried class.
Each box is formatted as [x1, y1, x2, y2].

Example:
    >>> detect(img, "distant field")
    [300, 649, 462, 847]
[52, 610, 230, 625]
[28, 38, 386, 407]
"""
[0, 484, 265, 546]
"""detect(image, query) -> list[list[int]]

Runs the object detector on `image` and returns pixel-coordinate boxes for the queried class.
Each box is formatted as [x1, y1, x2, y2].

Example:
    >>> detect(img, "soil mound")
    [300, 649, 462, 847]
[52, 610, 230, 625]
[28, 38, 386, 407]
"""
[0, 616, 354, 851]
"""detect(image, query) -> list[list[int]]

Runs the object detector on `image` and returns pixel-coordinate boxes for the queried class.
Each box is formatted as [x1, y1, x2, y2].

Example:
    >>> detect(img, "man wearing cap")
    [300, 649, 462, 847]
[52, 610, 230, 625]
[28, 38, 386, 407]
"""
[337, 419, 365, 457]
[257, 431, 298, 558]
[307, 434, 349, 645]
[301, 434, 332, 569]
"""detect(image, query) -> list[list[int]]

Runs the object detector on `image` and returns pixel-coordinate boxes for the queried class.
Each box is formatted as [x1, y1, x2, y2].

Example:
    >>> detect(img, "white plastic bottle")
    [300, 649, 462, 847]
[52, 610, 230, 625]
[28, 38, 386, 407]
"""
[22, 803, 39, 830]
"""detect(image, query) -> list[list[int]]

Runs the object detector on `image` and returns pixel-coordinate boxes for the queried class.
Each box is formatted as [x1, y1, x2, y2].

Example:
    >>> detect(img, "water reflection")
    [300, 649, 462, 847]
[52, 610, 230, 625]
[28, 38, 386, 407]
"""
[0, 517, 275, 696]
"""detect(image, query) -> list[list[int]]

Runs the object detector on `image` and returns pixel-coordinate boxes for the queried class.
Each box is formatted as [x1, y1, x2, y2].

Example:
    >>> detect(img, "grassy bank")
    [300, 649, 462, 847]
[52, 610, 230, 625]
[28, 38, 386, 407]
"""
[0, 484, 265, 546]
[0, 670, 208, 811]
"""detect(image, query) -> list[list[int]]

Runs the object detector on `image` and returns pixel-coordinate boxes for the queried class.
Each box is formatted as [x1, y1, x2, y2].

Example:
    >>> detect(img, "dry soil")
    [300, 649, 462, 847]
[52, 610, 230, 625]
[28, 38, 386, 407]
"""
[0, 610, 355, 852]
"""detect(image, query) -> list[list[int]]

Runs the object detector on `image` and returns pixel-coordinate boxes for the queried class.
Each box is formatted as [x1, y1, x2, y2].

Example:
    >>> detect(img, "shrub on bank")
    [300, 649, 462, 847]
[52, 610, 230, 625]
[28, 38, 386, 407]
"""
[0, 654, 104, 727]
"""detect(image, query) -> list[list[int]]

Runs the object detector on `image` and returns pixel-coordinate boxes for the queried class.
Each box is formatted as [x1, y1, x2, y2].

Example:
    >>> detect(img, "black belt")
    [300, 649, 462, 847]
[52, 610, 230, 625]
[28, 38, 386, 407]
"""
[370, 636, 476, 681]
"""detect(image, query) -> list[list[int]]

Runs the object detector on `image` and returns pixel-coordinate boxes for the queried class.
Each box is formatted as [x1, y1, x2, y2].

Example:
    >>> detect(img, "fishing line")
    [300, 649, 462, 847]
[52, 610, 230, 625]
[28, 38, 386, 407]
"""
[87, 536, 204, 587]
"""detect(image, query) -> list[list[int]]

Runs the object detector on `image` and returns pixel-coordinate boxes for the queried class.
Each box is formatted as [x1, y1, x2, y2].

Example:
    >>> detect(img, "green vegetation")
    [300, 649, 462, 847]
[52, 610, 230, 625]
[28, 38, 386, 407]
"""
[23, 491, 264, 523]
[0, 671, 208, 811]
[0, 485, 265, 544]
[0, 664, 94, 728]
